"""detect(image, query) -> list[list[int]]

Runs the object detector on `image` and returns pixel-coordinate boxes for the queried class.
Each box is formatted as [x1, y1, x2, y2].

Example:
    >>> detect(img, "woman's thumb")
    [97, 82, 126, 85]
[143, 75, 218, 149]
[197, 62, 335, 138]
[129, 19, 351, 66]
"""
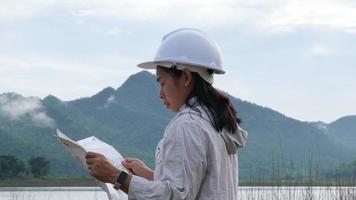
[122, 160, 131, 168]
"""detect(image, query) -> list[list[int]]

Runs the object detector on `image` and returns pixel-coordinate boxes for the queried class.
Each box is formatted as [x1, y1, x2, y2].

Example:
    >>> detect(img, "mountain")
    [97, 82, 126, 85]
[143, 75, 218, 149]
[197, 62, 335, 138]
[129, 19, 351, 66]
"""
[327, 115, 356, 152]
[232, 99, 356, 179]
[0, 93, 90, 176]
[1, 70, 355, 181]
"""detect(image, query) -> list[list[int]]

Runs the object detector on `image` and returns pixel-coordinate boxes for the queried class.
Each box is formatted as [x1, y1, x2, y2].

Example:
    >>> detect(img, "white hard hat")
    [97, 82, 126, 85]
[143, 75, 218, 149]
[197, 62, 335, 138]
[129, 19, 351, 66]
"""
[137, 28, 225, 84]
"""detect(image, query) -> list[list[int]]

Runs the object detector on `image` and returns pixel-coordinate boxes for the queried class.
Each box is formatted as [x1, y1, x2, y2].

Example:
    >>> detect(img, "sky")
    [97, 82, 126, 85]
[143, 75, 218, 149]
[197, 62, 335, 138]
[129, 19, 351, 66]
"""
[0, 0, 355, 123]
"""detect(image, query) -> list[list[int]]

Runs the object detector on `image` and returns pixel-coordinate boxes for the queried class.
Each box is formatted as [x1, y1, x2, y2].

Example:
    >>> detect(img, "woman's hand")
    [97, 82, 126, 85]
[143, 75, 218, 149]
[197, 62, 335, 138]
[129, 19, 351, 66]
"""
[122, 158, 154, 181]
[86, 152, 120, 184]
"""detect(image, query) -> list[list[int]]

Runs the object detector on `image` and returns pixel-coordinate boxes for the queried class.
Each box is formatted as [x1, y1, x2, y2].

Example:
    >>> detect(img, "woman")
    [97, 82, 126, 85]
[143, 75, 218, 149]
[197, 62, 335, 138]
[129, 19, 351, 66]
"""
[86, 28, 247, 199]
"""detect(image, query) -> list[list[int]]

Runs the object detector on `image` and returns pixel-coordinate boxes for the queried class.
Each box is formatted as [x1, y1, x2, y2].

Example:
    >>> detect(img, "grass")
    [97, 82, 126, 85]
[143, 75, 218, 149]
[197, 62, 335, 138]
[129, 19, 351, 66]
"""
[238, 186, 356, 200]
[1, 153, 355, 199]
[237, 150, 356, 199]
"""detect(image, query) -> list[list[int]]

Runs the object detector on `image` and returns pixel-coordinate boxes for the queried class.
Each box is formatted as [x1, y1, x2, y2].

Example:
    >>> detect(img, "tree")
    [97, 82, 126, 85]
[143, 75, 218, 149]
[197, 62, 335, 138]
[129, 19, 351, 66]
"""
[28, 156, 50, 178]
[0, 155, 26, 179]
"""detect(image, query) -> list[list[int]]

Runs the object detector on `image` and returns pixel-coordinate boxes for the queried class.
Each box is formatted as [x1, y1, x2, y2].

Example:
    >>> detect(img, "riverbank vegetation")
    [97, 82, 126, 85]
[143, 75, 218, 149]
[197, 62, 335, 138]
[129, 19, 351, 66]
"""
[1, 154, 355, 187]
[0, 155, 50, 179]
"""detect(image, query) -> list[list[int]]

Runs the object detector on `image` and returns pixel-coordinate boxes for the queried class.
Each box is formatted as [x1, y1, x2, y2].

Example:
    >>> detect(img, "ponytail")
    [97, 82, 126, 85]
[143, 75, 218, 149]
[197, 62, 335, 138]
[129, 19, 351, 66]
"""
[160, 66, 241, 133]
[188, 73, 241, 133]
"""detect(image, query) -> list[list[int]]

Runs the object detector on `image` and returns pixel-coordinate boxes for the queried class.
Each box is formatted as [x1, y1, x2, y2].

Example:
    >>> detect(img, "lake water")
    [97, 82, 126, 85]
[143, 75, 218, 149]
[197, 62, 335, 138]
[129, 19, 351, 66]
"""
[0, 186, 355, 200]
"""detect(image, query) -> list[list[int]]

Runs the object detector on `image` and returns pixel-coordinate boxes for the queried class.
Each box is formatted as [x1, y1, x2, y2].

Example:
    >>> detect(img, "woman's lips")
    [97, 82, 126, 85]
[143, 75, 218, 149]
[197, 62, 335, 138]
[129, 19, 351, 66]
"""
[163, 101, 169, 107]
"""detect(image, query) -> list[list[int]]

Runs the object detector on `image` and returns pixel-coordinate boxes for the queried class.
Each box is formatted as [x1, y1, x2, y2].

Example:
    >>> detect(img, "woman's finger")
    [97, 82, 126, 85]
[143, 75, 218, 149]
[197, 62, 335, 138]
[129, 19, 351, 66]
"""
[124, 157, 138, 163]
[86, 152, 101, 158]
[86, 158, 93, 163]
[86, 157, 97, 165]
[122, 161, 135, 174]
[122, 160, 133, 168]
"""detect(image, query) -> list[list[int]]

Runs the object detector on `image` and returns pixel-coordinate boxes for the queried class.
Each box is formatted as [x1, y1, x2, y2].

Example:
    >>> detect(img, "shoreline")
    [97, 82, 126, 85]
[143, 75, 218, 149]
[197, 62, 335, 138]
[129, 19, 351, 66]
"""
[0, 179, 97, 187]
[1, 179, 355, 187]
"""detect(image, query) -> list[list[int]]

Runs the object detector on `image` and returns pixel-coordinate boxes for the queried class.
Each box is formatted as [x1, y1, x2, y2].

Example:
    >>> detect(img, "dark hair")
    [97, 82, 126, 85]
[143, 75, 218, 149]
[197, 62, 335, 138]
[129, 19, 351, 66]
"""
[159, 66, 241, 133]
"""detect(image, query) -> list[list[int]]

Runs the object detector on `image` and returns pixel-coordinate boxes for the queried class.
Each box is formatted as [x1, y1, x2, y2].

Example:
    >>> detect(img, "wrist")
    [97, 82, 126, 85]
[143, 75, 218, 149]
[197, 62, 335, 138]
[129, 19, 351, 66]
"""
[111, 169, 120, 184]
[147, 169, 154, 181]
[113, 170, 129, 190]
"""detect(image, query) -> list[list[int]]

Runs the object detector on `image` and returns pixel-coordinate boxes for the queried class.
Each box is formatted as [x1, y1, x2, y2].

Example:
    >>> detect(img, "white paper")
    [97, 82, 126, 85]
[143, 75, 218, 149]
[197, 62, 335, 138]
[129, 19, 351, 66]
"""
[56, 129, 128, 200]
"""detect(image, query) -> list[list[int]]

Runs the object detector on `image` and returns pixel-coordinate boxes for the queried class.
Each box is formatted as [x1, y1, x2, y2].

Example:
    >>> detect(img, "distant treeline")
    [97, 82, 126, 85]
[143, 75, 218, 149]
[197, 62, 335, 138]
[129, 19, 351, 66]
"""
[326, 160, 356, 180]
[0, 155, 50, 179]
[241, 157, 356, 186]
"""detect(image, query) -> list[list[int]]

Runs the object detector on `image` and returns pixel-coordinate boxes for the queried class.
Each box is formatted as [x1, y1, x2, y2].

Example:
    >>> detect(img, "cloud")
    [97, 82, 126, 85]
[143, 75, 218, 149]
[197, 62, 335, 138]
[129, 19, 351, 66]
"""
[0, 55, 141, 100]
[32, 112, 56, 127]
[0, 94, 55, 128]
[260, 0, 356, 33]
[313, 122, 328, 133]
[0, 0, 52, 21]
[62, 0, 356, 33]
[1, 0, 356, 33]
[0, 55, 139, 82]
[104, 95, 116, 108]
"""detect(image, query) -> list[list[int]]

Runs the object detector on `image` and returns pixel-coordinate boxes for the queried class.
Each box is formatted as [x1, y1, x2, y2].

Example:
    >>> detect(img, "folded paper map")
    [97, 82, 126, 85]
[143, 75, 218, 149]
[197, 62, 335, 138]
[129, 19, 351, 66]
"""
[56, 129, 128, 200]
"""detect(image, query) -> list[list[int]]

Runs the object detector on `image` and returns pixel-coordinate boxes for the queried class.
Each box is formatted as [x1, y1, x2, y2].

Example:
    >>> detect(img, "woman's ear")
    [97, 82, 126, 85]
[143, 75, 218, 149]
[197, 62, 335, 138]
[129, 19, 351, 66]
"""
[182, 69, 193, 87]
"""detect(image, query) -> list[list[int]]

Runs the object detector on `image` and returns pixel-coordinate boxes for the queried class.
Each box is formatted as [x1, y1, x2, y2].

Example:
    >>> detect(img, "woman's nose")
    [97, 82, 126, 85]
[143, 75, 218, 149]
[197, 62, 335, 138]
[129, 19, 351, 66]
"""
[159, 90, 164, 100]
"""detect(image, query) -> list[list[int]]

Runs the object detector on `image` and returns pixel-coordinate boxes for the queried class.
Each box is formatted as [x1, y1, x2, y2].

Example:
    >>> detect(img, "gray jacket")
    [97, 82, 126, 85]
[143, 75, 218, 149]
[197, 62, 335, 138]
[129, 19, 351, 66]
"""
[128, 102, 247, 200]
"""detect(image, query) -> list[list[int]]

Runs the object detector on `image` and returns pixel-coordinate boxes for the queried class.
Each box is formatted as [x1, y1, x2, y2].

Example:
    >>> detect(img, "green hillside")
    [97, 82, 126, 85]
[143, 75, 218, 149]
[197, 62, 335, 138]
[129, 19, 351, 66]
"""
[327, 115, 356, 152]
[0, 70, 355, 181]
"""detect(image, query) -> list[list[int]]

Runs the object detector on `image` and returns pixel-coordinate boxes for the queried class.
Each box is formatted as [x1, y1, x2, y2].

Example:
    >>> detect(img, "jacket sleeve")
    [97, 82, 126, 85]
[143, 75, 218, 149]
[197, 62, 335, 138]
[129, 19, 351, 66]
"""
[128, 121, 208, 200]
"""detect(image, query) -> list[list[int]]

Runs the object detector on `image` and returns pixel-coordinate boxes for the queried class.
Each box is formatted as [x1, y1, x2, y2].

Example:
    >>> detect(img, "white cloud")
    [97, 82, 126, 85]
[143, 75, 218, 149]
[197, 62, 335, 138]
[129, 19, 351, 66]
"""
[0, 0, 52, 21]
[104, 95, 116, 108]
[260, 0, 356, 33]
[0, 95, 41, 119]
[65, 0, 356, 33]
[314, 122, 328, 133]
[0, 55, 138, 78]
[1, 0, 356, 33]
[32, 112, 56, 127]
[0, 55, 140, 100]
[0, 94, 55, 127]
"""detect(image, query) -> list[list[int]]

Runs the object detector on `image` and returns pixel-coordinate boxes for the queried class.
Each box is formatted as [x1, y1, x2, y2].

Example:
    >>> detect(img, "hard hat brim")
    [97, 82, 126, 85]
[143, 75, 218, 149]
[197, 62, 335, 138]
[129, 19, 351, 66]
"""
[137, 61, 158, 71]
[137, 61, 225, 74]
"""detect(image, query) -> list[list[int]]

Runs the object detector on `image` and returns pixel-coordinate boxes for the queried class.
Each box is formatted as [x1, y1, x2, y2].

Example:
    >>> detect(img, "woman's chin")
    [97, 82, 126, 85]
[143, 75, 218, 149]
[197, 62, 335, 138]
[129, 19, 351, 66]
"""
[166, 105, 177, 112]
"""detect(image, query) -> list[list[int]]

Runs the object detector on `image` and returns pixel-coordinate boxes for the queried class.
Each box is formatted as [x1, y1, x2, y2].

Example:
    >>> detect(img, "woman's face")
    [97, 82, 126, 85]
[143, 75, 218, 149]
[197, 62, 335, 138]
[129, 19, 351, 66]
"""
[156, 67, 192, 112]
